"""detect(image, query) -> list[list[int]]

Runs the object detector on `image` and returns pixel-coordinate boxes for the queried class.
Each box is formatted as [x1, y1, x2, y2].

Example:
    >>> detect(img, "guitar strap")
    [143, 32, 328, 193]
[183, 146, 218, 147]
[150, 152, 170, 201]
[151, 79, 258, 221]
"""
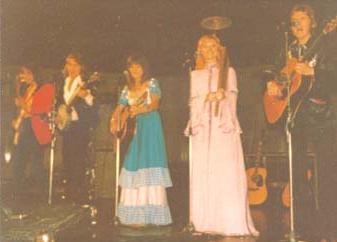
[287, 40, 316, 125]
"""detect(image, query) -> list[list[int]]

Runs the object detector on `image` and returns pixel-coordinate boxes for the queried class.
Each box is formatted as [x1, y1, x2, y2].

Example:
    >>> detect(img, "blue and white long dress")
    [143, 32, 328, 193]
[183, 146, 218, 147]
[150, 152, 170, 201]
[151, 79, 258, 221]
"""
[117, 78, 172, 225]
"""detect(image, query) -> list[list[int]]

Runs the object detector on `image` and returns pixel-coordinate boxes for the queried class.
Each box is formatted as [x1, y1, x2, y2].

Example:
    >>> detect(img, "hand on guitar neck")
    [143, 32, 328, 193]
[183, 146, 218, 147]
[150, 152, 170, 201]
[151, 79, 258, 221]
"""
[75, 72, 100, 99]
[264, 16, 337, 124]
[14, 97, 32, 115]
[12, 82, 37, 145]
[76, 87, 90, 99]
[56, 72, 100, 131]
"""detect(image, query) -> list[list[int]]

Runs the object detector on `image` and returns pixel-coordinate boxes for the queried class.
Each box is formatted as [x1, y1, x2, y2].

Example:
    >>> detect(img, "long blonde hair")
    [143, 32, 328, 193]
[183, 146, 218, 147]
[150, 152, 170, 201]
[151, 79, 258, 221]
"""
[195, 34, 230, 91]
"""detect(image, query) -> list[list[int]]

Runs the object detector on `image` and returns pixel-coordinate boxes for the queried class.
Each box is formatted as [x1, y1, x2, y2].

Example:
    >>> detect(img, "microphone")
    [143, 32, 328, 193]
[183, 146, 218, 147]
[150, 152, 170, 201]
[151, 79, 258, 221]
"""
[123, 70, 130, 82]
[276, 21, 287, 31]
[182, 58, 191, 67]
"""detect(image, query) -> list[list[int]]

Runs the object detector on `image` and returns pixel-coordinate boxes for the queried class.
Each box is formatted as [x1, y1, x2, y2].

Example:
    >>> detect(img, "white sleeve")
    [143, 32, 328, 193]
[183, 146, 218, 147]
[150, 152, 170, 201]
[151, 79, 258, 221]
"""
[83, 90, 94, 106]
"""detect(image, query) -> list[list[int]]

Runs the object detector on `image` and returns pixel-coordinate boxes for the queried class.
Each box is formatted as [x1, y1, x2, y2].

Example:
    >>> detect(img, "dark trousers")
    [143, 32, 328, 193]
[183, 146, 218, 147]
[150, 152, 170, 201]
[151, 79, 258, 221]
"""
[11, 119, 46, 194]
[291, 103, 337, 238]
[62, 121, 90, 203]
[313, 122, 337, 237]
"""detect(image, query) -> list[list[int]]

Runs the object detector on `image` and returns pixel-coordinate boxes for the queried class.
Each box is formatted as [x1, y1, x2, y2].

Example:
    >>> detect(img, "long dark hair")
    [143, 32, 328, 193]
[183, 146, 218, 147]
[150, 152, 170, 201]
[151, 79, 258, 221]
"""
[126, 54, 150, 90]
[15, 64, 43, 96]
[19, 63, 43, 85]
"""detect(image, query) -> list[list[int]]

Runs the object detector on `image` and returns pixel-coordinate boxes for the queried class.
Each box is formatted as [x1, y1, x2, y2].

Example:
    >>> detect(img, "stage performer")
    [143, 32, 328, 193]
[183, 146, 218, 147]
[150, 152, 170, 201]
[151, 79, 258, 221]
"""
[110, 54, 172, 227]
[11, 64, 55, 200]
[265, 4, 337, 241]
[185, 34, 258, 236]
[57, 53, 98, 204]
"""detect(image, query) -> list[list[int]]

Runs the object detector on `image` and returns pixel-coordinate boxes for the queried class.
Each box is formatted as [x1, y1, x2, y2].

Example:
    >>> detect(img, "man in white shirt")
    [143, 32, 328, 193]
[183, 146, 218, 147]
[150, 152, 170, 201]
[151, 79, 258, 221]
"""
[59, 53, 98, 204]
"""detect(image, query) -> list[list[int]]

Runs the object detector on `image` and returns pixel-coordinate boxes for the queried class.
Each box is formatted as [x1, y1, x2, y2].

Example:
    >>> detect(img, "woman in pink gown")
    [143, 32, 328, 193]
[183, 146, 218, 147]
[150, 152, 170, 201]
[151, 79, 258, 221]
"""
[186, 35, 258, 236]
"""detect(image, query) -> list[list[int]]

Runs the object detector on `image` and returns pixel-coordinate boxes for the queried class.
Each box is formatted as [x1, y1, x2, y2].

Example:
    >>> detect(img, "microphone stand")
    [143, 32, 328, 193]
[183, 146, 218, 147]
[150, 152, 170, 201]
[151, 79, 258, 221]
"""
[113, 85, 122, 226]
[48, 84, 57, 205]
[281, 31, 307, 242]
[184, 61, 195, 233]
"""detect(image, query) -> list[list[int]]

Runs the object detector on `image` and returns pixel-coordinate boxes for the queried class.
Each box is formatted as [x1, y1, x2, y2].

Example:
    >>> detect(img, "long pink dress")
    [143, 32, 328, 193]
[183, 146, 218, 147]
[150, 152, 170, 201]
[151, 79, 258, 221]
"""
[187, 66, 258, 236]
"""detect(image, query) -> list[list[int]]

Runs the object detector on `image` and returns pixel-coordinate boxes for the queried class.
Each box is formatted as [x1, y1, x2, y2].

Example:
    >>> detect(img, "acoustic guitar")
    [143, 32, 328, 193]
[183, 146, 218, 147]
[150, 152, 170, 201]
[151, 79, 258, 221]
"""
[263, 16, 337, 124]
[246, 131, 268, 205]
[56, 72, 100, 131]
[113, 91, 148, 141]
[282, 168, 313, 208]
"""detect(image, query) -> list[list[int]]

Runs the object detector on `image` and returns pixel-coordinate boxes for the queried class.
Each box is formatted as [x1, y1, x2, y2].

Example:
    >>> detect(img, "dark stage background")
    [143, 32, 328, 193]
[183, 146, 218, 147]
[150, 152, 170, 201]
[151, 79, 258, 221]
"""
[1, 0, 337, 73]
[1, 0, 337, 196]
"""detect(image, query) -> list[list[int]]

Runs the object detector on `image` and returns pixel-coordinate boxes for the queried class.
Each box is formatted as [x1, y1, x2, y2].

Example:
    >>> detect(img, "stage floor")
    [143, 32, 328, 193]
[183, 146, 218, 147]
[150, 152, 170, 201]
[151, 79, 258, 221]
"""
[1, 163, 315, 242]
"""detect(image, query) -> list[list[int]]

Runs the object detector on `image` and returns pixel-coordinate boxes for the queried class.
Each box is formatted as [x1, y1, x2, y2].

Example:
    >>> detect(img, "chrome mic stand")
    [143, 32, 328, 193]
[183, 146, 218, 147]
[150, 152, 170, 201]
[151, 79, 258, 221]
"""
[113, 85, 122, 226]
[182, 58, 196, 233]
[48, 93, 57, 205]
[282, 31, 307, 242]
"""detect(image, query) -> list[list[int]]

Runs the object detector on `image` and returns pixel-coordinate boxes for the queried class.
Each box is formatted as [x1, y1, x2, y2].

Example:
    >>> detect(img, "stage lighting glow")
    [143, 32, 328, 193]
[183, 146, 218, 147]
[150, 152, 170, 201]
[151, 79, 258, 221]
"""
[41, 234, 49, 242]
[4, 151, 11, 163]
[36, 232, 51, 242]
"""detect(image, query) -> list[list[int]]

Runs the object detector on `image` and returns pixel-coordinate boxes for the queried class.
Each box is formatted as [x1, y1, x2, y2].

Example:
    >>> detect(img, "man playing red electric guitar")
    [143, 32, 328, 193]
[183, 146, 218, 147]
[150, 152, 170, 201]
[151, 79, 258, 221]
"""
[11, 64, 55, 201]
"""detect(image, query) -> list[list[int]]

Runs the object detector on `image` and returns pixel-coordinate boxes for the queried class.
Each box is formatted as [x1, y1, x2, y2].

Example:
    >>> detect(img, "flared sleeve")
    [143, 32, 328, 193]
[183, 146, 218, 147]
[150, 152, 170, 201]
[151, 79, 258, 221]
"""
[218, 67, 242, 133]
[185, 71, 206, 136]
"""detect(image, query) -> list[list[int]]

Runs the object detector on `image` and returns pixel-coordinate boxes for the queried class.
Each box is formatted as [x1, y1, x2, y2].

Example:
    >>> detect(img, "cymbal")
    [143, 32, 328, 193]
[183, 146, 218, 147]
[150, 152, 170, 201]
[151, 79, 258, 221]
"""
[201, 16, 232, 31]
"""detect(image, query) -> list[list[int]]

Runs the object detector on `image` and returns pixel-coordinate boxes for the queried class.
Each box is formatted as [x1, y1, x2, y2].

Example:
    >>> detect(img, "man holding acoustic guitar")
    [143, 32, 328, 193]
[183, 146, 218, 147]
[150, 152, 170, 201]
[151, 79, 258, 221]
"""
[265, 4, 337, 242]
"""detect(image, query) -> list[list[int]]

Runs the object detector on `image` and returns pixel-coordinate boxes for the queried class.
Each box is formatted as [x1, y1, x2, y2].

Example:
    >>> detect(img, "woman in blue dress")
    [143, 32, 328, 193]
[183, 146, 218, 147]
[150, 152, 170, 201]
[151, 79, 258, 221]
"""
[110, 54, 172, 226]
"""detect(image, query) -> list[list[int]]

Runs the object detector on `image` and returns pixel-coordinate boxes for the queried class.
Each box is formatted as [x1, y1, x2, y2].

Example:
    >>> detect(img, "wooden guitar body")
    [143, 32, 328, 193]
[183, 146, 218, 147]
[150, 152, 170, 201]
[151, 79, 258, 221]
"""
[246, 131, 267, 206]
[247, 166, 268, 205]
[282, 169, 312, 207]
[263, 16, 337, 124]
[263, 58, 303, 124]
[114, 91, 148, 143]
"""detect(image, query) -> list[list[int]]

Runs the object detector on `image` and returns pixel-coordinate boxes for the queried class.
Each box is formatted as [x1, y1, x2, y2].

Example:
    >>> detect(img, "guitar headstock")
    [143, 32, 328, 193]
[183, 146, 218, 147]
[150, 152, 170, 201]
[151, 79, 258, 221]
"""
[89, 71, 100, 82]
[323, 16, 337, 34]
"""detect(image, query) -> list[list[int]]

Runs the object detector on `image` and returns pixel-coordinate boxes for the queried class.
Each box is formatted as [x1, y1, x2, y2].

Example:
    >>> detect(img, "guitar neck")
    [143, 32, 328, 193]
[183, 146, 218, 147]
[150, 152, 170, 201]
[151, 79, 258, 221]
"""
[131, 91, 148, 106]
[66, 84, 83, 107]
[65, 77, 96, 107]
[254, 142, 263, 166]
[253, 131, 266, 166]
[303, 15, 337, 60]
[17, 84, 37, 113]
[302, 32, 324, 61]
